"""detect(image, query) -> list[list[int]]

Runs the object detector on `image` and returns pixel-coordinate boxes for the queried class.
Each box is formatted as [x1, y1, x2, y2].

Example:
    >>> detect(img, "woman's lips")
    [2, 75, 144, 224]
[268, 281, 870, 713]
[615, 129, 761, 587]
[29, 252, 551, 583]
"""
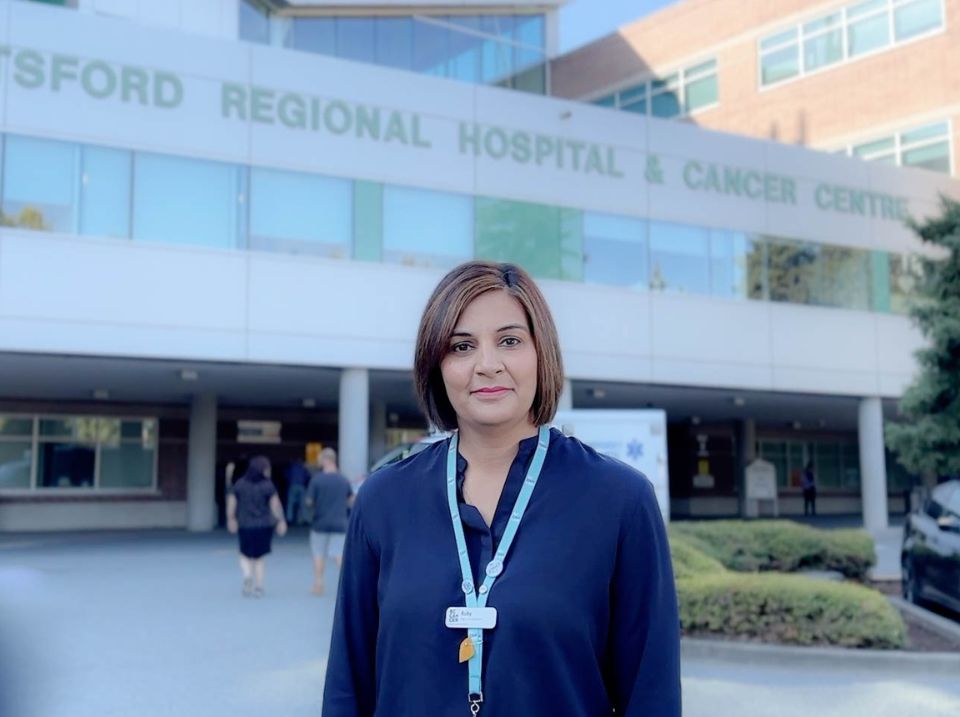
[472, 387, 511, 395]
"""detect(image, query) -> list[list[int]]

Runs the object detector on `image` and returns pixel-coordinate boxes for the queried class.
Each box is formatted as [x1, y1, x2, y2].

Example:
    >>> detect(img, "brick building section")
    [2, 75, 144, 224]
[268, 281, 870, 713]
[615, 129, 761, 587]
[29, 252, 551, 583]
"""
[551, 0, 960, 168]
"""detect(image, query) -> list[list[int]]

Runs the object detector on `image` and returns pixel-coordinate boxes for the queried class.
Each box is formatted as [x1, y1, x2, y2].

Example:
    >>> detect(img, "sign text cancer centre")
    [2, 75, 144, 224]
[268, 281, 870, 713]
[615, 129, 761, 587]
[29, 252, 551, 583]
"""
[2, 46, 910, 222]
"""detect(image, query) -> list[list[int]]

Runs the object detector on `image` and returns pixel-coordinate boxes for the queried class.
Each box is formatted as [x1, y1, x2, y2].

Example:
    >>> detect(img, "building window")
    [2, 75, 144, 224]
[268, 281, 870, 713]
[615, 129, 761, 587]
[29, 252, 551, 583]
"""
[248, 11, 547, 94]
[382, 186, 472, 268]
[0, 415, 158, 492]
[759, 0, 945, 88]
[1, 135, 78, 232]
[708, 230, 765, 300]
[839, 120, 952, 174]
[249, 167, 352, 258]
[582, 213, 648, 289]
[592, 58, 718, 120]
[133, 153, 244, 249]
[649, 222, 710, 294]
[80, 146, 132, 238]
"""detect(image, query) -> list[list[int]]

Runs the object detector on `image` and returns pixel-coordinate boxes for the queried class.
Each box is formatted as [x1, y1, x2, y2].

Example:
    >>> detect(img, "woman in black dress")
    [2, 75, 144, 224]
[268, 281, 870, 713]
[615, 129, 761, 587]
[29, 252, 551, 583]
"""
[226, 455, 287, 597]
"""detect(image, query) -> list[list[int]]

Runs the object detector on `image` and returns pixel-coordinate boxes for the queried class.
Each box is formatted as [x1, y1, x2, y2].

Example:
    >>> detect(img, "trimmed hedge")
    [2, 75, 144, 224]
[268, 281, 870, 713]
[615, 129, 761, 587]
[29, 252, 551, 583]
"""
[669, 520, 875, 579]
[677, 572, 905, 649]
[669, 533, 726, 581]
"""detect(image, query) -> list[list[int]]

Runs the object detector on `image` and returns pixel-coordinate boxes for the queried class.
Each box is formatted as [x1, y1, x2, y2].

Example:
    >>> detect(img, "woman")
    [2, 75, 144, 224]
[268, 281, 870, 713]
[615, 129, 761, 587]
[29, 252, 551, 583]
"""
[226, 455, 287, 598]
[323, 261, 680, 716]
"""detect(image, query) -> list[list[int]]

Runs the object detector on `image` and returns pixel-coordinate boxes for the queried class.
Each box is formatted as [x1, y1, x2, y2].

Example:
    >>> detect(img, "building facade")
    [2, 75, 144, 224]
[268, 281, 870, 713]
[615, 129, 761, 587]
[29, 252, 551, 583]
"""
[0, 0, 957, 532]
[552, 0, 958, 176]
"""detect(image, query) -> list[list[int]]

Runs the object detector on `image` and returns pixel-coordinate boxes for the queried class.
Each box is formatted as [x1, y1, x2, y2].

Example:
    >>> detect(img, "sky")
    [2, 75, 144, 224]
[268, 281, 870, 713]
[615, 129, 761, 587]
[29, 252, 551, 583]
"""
[559, 0, 681, 53]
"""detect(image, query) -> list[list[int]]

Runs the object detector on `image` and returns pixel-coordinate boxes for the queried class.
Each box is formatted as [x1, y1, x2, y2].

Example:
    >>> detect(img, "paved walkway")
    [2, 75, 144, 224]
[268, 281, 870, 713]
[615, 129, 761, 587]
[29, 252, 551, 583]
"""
[1, 526, 954, 717]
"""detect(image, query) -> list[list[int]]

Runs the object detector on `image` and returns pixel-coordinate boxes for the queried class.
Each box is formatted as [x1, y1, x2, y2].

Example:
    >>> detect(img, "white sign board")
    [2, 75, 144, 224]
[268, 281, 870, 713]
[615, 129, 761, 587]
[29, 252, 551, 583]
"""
[553, 409, 670, 521]
[745, 459, 778, 500]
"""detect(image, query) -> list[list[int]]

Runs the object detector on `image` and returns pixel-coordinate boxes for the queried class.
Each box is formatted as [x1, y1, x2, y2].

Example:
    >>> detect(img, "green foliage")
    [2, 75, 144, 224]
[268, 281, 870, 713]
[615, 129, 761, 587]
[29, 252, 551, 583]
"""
[669, 533, 726, 581]
[668, 520, 875, 579]
[678, 572, 906, 648]
[887, 197, 960, 477]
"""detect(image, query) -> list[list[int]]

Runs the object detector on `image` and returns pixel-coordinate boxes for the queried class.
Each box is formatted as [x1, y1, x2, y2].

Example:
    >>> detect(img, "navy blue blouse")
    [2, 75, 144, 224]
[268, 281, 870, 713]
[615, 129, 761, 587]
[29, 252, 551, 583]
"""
[322, 428, 680, 717]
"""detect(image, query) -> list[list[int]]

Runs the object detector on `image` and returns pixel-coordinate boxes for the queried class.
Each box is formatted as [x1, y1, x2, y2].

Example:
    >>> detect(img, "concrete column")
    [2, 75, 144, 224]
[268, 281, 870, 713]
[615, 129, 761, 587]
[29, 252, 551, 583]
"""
[736, 418, 757, 518]
[558, 379, 573, 412]
[339, 368, 370, 483]
[859, 397, 889, 531]
[186, 393, 217, 532]
[369, 400, 387, 467]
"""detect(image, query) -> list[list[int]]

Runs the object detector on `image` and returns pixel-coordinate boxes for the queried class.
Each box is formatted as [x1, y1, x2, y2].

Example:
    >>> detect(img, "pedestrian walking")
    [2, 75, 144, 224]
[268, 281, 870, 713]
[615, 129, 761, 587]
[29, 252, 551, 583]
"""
[226, 455, 287, 598]
[285, 458, 312, 525]
[305, 448, 353, 595]
[802, 461, 817, 516]
[323, 261, 680, 716]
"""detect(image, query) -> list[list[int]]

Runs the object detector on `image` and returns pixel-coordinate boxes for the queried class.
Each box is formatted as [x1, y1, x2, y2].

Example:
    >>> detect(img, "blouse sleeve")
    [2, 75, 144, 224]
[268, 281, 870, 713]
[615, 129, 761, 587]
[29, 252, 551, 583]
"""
[322, 493, 380, 717]
[609, 478, 681, 716]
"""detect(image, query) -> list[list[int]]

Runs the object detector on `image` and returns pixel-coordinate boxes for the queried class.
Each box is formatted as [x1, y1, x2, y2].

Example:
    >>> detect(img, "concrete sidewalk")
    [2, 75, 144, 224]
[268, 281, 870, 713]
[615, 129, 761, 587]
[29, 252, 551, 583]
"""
[1, 528, 956, 717]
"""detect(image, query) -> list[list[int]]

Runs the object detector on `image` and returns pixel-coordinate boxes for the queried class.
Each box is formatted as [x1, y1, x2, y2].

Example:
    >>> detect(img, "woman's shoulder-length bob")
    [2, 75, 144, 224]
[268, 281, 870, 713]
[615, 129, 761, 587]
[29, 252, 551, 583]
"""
[414, 260, 564, 432]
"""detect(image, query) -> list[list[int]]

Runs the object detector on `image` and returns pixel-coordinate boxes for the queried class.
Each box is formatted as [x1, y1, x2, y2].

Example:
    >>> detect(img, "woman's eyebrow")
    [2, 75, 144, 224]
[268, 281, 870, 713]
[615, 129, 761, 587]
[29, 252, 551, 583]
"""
[497, 324, 529, 333]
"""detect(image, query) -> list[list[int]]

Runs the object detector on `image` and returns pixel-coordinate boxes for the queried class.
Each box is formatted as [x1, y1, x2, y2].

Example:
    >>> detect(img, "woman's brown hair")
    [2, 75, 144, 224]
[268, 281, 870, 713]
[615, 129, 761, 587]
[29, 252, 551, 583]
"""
[414, 261, 564, 431]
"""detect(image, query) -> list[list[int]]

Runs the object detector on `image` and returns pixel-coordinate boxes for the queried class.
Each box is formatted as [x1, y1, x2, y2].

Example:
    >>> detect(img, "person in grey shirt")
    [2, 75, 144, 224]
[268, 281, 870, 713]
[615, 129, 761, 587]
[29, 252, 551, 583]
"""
[305, 448, 353, 595]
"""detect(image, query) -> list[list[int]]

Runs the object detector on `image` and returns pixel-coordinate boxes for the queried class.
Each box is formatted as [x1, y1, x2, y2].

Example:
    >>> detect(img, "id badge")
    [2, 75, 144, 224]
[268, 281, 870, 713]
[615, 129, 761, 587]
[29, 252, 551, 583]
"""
[445, 606, 498, 630]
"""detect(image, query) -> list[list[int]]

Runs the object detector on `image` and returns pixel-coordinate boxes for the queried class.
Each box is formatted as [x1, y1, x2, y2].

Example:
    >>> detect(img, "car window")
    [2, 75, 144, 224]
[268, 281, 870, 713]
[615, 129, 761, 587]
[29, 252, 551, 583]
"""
[946, 482, 960, 517]
[926, 482, 957, 519]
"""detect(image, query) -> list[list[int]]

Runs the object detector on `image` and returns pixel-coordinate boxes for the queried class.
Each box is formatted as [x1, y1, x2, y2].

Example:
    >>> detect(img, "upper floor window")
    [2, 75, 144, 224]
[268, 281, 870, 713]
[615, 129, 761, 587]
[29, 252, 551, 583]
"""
[239, 5, 547, 94]
[592, 58, 718, 120]
[759, 0, 945, 88]
[835, 120, 953, 174]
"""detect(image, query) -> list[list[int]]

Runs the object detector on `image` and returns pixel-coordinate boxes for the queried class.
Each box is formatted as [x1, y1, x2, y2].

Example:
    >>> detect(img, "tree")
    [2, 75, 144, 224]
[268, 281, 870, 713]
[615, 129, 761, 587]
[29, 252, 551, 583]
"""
[887, 197, 960, 478]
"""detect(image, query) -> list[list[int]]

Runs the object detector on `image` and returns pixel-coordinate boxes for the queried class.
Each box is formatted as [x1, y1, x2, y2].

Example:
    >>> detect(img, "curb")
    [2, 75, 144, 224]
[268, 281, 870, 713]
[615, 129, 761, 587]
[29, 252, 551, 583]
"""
[888, 595, 960, 643]
[682, 638, 960, 677]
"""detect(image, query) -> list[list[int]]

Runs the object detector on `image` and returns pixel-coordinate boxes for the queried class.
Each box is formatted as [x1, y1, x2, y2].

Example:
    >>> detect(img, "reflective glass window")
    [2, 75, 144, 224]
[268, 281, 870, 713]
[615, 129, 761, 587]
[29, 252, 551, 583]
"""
[239, 0, 270, 44]
[889, 253, 925, 315]
[709, 230, 762, 299]
[0, 442, 32, 489]
[902, 142, 950, 173]
[649, 222, 710, 294]
[2, 135, 78, 232]
[291, 17, 336, 55]
[337, 18, 376, 64]
[901, 122, 948, 144]
[80, 145, 131, 238]
[814, 246, 870, 310]
[852, 136, 895, 160]
[382, 186, 472, 268]
[249, 168, 351, 258]
[893, 0, 943, 41]
[133, 154, 243, 249]
[760, 45, 799, 85]
[766, 238, 818, 304]
[582, 213, 647, 289]
[594, 95, 617, 108]
[448, 26, 483, 82]
[685, 74, 717, 112]
[0, 416, 33, 436]
[847, 11, 890, 57]
[481, 39, 512, 83]
[803, 20, 843, 71]
[651, 89, 681, 119]
[375, 18, 414, 71]
[413, 19, 451, 77]
[475, 199, 578, 280]
[761, 28, 798, 50]
[100, 443, 155, 488]
[511, 64, 546, 95]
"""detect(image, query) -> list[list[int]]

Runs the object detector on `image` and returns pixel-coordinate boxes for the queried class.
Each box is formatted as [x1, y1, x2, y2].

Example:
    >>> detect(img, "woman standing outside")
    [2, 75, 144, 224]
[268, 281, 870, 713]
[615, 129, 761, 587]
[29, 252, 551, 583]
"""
[323, 261, 680, 716]
[226, 455, 287, 597]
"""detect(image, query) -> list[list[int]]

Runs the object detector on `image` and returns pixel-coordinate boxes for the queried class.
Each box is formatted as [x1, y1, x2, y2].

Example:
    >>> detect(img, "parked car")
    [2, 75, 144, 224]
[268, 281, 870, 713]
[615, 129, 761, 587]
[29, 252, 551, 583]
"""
[367, 433, 448, 476]
[901, 478, 960, 612]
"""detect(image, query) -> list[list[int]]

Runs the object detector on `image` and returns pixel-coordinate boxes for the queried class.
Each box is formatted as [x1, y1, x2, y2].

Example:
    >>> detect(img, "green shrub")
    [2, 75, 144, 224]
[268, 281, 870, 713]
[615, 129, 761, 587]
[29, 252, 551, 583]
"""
[669, 534, 726, 580]
[678, 572, 905, 648]
[669, 520, 875, 579]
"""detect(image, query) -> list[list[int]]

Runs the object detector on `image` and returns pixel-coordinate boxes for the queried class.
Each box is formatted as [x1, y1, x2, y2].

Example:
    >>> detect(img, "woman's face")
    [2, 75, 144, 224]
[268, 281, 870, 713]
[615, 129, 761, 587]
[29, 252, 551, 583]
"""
[440, 289, 538, 433]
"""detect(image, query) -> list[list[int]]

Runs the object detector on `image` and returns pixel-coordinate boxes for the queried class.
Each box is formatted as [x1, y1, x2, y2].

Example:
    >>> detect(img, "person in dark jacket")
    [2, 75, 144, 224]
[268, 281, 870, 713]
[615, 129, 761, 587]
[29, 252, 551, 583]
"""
[305, 448, 353, 595]
[226, 455, 287, 598]
[322, 261, 680, 717]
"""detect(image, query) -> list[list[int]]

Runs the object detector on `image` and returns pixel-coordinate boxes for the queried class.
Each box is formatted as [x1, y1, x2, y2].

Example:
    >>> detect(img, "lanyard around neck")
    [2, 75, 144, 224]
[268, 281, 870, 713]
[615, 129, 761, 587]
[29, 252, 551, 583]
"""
[445, 425, 551, 713]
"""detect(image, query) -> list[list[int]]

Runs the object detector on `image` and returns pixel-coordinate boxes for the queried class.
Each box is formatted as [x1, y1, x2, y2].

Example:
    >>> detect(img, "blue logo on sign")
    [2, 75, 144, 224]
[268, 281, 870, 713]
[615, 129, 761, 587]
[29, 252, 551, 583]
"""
[627, 439, 644, 461]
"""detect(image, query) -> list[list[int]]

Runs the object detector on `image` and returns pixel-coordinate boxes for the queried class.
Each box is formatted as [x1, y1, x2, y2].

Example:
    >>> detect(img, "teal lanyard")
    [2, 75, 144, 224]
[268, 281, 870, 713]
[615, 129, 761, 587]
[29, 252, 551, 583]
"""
[445, 426, 551, 715]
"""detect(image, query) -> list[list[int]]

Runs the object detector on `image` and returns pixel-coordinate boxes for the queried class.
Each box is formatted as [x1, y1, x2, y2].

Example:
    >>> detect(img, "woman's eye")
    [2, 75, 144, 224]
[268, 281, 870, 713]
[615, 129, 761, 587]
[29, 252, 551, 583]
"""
[451, 342, 472, 353]
[501, 337, 520, 347]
